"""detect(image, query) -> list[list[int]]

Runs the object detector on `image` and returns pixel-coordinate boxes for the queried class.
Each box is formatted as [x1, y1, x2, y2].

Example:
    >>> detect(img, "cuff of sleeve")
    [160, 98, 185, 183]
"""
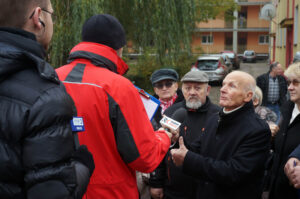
[289, 148, 300, 159]
[155, 130, 171, 147]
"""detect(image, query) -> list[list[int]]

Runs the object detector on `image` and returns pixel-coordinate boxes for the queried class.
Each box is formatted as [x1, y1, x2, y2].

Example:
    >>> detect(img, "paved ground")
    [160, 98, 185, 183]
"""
[209, 61, 269, 105]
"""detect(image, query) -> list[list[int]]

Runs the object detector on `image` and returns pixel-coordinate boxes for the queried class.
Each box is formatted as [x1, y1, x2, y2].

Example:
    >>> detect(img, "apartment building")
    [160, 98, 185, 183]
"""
[270, 0, 300, 68]
[191, 0, 271, 57]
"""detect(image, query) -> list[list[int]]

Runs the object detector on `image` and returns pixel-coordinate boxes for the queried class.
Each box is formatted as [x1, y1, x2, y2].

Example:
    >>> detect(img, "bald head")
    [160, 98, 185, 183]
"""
[220, 71, 256, 111]
[227, 71, 256, 93]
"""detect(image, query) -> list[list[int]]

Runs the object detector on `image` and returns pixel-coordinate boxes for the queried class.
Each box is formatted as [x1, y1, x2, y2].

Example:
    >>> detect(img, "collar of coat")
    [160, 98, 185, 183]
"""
[67, 42, 129, 75]
[219, 101, 254, 124]
[0, 28, 59, 84]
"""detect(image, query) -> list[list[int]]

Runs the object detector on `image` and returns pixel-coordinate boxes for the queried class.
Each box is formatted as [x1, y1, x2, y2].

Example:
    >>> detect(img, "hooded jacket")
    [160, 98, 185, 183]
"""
[0, 28, 91, 199]
[56, 42, 170, 199]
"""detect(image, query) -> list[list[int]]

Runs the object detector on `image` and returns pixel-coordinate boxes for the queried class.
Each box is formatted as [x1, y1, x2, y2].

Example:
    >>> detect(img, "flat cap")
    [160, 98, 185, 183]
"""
[181, 70, 209, 83]
[150, 69, 179, 85]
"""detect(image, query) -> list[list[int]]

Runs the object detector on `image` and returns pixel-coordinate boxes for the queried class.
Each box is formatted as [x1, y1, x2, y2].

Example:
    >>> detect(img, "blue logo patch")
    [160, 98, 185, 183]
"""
[71, 117, 85, 132]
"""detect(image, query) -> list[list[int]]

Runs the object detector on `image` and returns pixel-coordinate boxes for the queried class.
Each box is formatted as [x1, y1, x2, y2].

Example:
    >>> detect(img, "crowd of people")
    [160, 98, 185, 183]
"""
[1, 0, 300, 199]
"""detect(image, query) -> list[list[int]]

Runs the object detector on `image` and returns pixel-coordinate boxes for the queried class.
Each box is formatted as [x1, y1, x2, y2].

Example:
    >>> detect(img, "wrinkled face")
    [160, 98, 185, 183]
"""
[153, 79, 178, 101]
[287, 75, 300, 105]
[182, 82, 210, 109]
[219, 73, 251, 111]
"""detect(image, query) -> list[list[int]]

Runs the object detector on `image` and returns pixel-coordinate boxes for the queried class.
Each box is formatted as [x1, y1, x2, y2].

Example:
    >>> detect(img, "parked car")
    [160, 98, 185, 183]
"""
[243, 50, 256, 63]
[221, 50, 240, 69]
[192, 54, 232, 84]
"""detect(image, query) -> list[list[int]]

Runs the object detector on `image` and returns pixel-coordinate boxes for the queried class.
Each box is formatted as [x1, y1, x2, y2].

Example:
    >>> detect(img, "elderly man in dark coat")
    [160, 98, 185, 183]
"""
[149, 70, 220, 199]
[171, 71, 271, 199]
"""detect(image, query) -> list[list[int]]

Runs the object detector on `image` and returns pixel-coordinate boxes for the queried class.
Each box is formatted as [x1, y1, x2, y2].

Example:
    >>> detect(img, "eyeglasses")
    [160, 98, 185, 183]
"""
[287, 79, 300, 87]
[154, 81, 174, 89]
[29, 8, 56, 23]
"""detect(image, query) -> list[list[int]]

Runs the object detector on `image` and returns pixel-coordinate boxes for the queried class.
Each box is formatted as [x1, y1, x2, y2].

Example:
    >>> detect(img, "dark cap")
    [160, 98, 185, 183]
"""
[181, 70, 209, 83]
[150, 69, 179, 85]
[82, 14, 126, 50]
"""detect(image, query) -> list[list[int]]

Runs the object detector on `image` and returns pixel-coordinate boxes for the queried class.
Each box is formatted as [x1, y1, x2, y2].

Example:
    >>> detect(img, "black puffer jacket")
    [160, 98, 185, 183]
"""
[0, 28, 92, 199]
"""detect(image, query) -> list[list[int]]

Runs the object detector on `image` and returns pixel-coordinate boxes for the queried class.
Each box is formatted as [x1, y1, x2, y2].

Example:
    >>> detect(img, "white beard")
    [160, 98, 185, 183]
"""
[186, 100, 202, 109]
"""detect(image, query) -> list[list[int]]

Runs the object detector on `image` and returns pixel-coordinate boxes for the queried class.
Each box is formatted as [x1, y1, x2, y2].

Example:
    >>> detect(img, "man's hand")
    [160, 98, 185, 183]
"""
[268, 123, 279, 137]
[170, 137, 188, 166]
[150, 188, 164, 199]
[158, 127, 179, 143]
[284, 158, 300, 188]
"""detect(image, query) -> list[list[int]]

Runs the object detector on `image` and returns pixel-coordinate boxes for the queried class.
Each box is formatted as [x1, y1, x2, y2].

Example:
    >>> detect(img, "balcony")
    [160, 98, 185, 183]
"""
[237, 0, 270, 6]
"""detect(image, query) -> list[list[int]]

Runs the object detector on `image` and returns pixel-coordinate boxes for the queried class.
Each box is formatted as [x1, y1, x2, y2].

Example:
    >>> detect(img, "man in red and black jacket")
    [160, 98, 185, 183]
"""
[56, 14, 173, 199]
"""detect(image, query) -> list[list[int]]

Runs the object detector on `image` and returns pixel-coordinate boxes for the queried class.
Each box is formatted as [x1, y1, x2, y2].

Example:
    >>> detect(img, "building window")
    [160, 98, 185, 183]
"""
[202, 35, 213, 44]
[283, 28, 286, 47]
[259, 35, 269, 44]
[294, 6, 298, 45]
[276, 28, 282, 47]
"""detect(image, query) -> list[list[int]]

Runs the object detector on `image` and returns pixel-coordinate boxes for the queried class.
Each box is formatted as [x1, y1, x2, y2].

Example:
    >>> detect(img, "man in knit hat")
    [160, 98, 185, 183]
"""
[56, 14, 175, 199]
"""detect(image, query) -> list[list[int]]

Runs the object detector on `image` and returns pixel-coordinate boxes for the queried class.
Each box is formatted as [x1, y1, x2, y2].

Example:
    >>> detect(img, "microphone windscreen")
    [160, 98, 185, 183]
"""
[171, 108, 187, 123]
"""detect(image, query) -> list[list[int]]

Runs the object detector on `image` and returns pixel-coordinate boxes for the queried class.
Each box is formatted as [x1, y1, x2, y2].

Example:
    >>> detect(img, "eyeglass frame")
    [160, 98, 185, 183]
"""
[287, 79, 300, 87]
[29, 8, 56, 23]
[154, 81, 175, 89]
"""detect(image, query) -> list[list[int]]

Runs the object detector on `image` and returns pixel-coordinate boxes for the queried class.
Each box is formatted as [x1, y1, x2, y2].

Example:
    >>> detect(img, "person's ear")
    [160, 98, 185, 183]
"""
[31, 7, 43, 30]
[153, 87, 159, 95]
[174, 82, 178, 90]
[244, 91, 253, 102]
[206, 85, 211, 96]
[39, 18, 45, 27]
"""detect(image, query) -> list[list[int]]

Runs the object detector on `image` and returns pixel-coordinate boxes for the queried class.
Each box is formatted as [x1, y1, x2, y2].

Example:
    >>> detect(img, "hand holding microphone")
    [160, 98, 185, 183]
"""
[160, 108, 187, 144]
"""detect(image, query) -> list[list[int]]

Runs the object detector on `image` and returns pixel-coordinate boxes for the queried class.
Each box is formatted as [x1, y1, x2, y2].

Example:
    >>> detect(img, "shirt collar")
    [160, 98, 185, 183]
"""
[290, 104, 300, 124]
[223, 104, 244, 114]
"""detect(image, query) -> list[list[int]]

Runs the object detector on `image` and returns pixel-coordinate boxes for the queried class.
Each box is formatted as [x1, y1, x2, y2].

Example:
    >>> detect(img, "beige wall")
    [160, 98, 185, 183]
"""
[196, 18, 225, 28]
[270, 0, 300, 69]
[247, 32, 269, 53]
[247, 6, 270, 28]
[191, 32, 225, 54]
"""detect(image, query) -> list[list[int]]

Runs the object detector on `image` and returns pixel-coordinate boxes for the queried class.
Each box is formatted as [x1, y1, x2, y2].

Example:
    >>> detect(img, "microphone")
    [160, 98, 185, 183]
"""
[160, 108, 187, 147]
[171, 108, 187, 124]
[159, 108, 187, 131]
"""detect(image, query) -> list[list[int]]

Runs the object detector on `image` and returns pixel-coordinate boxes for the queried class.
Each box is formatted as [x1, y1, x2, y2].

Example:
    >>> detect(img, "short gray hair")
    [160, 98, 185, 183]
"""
[285, 62, 300, 79]
[253, 86, 263, 106]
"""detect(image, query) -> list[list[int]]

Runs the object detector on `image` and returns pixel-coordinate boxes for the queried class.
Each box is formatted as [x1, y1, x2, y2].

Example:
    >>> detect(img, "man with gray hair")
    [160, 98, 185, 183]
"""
[257, 62, 287, 122]
[149, 70, 220, 199]
[171, 71, 271, 199]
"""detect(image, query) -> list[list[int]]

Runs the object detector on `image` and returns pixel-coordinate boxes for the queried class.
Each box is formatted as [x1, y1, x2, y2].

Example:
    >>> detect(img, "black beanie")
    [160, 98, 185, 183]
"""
[82, 14, 126, 50]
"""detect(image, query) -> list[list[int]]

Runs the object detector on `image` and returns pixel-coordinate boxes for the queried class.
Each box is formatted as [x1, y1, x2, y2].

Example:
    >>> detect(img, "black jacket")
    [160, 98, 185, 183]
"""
[151, 89, 184, 130]
[183, 102, 271, 199]
[149, 98, 220, 199]
[256, 73, 287, 106]
[0, 28, 93, 199]
[269, 101, 300, 199]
